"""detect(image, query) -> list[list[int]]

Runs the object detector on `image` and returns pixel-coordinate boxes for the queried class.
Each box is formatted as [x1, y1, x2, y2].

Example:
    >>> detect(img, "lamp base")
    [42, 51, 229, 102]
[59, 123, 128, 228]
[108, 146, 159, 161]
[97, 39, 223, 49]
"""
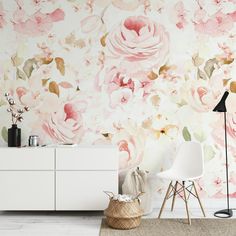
[214, 209, 233, 218]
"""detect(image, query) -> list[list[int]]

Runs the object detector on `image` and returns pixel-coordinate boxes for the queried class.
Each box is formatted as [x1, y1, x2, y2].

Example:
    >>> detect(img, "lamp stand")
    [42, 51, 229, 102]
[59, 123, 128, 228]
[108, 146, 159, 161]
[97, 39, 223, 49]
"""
[214, 112, 233, 218]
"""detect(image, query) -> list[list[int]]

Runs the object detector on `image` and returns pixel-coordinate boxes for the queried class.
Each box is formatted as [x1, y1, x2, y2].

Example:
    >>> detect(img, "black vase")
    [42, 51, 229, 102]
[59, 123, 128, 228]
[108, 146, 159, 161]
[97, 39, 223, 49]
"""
[8, 124, 21, 147]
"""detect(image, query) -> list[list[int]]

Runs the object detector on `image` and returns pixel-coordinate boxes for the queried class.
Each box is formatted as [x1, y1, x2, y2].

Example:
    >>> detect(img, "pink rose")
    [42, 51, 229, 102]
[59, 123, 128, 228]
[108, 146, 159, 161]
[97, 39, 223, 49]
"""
[13, 8, 65, 37]
[212, 93, 236, 153]
[110, 88, 133, 108]
[212, 113, 236, 153]
[186, 72, 224, 112]
[194, 9, 234, 37]
[189, 86, 221, 112]
[170, 1, 188, 29]
[96, 66, 153, 108]
[112, 121, 146, 172]
[42, 99, 87, 143]
[106, 16, 169, 70]
[202, 158, 236, 198]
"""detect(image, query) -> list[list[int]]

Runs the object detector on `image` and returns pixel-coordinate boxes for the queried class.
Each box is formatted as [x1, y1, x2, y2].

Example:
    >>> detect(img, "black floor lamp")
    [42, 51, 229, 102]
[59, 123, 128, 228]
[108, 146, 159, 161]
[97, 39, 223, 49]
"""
[213, 91, 233, 218]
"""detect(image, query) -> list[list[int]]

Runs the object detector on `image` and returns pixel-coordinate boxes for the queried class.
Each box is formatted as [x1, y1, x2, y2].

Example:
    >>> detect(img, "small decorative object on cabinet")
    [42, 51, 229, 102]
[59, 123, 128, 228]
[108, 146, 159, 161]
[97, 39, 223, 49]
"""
[4, 92, 30, 147]
[104, 192, 143, 230]
[28, 135, 40, 147]
[8, 124, 21, 147]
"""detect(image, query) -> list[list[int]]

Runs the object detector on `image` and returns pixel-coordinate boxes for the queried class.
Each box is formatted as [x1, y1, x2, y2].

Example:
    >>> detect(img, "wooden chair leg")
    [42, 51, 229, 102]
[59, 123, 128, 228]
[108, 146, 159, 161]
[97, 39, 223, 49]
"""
[193, 182, 206, 217]
[158, 181, 172, 219]
[182, 181, 191, 225]
[171, 181, 178, 211]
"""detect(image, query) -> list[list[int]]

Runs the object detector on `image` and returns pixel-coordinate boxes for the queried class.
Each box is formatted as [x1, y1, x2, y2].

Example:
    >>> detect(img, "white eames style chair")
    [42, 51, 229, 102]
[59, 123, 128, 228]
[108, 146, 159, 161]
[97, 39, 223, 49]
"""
[157, 142, 205, 225]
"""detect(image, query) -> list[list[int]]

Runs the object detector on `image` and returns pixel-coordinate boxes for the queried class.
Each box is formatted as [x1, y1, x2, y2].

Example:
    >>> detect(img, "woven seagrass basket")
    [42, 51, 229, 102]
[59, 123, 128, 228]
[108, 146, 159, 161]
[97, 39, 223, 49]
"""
[104, 192, 143, 230]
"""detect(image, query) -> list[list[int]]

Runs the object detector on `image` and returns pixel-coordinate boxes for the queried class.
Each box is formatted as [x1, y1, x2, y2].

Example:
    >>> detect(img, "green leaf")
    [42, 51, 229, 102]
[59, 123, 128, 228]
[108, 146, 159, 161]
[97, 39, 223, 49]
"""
[192, 53, 204, 67]
[193, 131, 206, 143]
[49, 81, 60, 97]
[204, 58, 217, 78]
[230, 81, 236, 93]
[1, 127, 7, 143]
[42, 78, 50, 86]
[177, 99, 187, 107]
[100, 33, 108, 47]
[23, 58, 36, 78]
[4, 73, 9, 80]
[204, 145, 215, 161]
[0, 99, 6, 106]
[55, 57, 65, 76]
[11, 53, 23, 67]
[222, 58, 234, 65]
[197, 68, 207, 80]
[16, 68, 26, 80]
[182, 127, 191, 141]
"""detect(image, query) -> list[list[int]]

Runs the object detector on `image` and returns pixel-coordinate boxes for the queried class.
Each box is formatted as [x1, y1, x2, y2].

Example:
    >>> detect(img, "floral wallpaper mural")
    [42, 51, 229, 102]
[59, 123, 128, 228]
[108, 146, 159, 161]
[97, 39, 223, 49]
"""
[1, 0, 236, 198]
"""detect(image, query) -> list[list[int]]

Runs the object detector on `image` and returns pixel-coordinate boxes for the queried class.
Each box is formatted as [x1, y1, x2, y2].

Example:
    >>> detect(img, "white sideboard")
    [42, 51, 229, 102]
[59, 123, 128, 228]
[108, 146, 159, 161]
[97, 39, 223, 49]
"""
[0, 146, 118, 211]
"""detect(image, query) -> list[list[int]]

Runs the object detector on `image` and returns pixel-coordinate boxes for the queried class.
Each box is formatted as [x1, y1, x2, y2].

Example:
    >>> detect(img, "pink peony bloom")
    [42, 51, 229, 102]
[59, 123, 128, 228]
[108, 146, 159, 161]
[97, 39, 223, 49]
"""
[96, 66, 153, 108]
[189, 86, 221, 112]
[104, 66, 135, 93]
[42, 99, 87, 143]
[227, 114, 236, 140]
[110, 88, 133, 108]
[111, 121, 146, 172]
[194, 9, 234, 37]
[106, 16, 169, 70]
[212, 113, 236, 154]
[229, 10, 236, 21]
[13, 8, 65, 36]
[212, 91, 236, 151]
[186, 71, 224, 112]
[171, 1, 188, 29]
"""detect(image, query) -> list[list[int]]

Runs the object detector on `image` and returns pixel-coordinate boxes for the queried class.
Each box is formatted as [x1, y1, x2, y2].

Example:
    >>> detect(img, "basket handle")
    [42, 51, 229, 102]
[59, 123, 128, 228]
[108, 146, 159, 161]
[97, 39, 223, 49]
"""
[134, 192, 145, 199]
[103, 191, 114, 199]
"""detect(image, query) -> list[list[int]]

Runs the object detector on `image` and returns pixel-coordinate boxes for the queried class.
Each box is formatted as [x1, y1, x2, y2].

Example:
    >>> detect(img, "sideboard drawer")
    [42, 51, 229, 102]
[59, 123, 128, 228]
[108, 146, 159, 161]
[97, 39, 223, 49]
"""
[0, 171, 54, 210]
[0, 148, 54, 170]
[56, 171, 118, 210]
[56, 147, 118, 170]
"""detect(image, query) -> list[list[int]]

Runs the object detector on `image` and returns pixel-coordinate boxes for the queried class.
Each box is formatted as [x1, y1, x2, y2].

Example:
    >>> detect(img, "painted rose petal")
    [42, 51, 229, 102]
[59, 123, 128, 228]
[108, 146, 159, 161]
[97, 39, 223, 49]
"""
[112, 0, 140, 11]
[59, 82, 73, 88]
[14, 8, 64, 36]
[80, 15, 102, 33]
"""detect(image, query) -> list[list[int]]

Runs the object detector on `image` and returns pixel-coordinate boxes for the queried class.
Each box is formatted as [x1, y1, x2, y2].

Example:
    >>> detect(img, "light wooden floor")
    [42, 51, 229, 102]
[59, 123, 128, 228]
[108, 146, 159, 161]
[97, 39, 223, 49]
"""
[0, 208, 232, 236]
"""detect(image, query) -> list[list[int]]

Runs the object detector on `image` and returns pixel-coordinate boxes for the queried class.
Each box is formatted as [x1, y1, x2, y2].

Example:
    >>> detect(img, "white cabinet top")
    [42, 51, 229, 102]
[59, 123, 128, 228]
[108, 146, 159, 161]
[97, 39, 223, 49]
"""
[0, 144, 117, 148]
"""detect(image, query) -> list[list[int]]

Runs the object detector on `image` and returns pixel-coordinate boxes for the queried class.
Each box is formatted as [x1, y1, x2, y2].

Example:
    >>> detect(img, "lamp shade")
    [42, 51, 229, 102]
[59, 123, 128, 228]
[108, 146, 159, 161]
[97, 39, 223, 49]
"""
[213, 91, 229, 112]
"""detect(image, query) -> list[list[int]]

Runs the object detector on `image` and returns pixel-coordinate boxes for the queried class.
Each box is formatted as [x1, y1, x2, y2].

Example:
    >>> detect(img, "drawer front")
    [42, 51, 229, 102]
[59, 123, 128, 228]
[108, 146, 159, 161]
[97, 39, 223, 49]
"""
[0, 171, 54, 210]
[0, 148, 54, 170]
[56, 147, 118, 170]
[56, 171, 118, 210]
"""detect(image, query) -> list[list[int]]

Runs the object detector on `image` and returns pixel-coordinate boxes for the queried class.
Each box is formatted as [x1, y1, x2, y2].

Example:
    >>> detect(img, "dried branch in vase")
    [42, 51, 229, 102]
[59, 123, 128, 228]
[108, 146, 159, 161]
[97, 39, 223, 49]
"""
[4, 92, 30, 125]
